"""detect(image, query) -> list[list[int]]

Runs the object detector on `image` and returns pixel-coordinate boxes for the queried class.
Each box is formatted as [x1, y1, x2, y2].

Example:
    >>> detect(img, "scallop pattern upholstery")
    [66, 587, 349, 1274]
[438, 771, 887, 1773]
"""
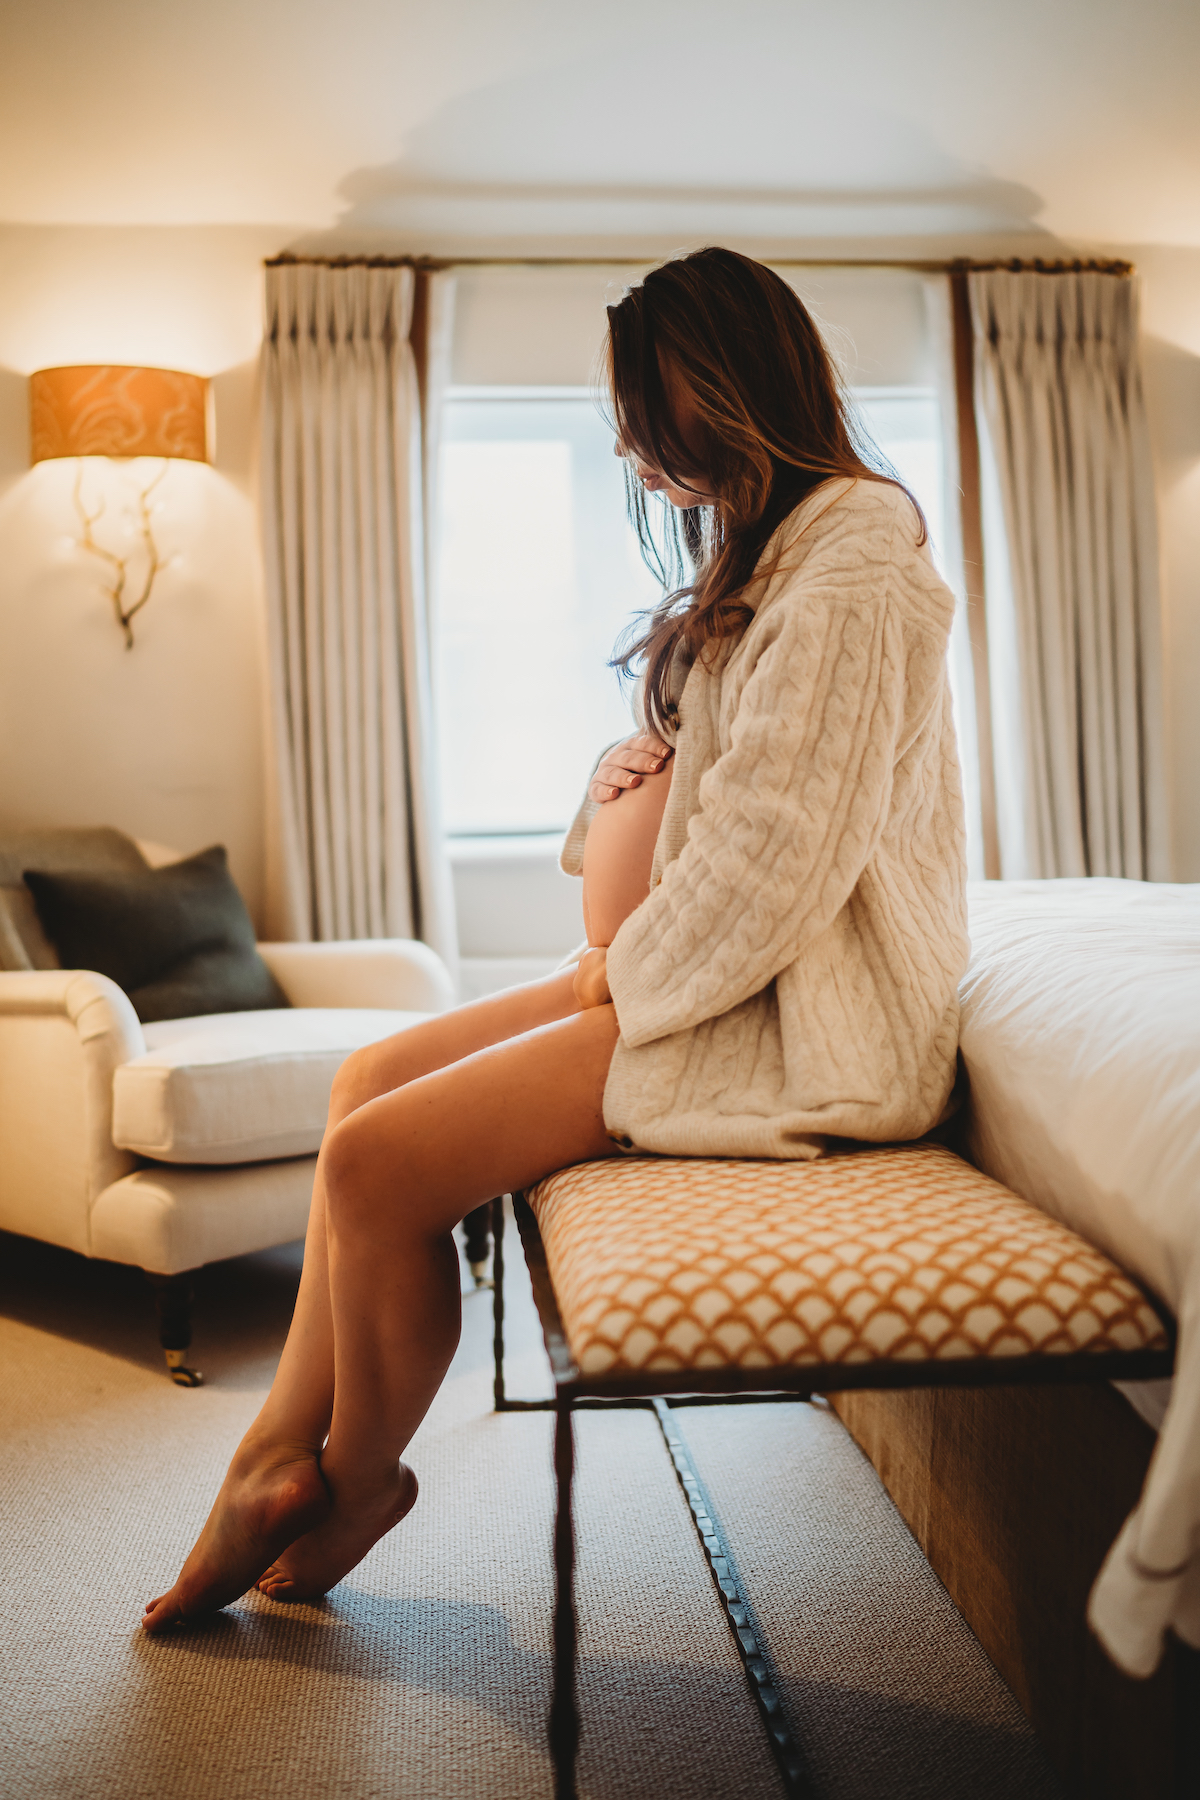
[526, 1142, 1167, 1378]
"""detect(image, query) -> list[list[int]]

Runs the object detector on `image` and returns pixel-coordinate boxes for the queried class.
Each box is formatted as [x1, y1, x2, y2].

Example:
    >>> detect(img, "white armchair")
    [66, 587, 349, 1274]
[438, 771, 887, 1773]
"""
[0, 929, 454, 1384]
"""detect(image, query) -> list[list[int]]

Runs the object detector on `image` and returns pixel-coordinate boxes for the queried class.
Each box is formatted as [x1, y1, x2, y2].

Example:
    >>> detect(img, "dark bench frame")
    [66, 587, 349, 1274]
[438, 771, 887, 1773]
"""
[466, 1193, 1182, 1800]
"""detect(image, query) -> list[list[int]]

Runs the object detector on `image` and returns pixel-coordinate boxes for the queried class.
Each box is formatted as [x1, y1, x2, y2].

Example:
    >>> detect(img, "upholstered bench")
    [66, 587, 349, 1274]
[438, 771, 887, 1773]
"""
[489, 1141, 1173, 1800]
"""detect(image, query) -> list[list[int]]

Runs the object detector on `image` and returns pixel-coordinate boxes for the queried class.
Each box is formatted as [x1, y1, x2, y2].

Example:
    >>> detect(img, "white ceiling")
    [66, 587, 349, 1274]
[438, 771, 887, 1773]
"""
[0, 0, 1197, 246]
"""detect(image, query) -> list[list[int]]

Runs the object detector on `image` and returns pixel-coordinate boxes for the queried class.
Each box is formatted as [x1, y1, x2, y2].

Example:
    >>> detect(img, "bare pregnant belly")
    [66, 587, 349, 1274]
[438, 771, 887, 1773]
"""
[582, 761, 673, 947]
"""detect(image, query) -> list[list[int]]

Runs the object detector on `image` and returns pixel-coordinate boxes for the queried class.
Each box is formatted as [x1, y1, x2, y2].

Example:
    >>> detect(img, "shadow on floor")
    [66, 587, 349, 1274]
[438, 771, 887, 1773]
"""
[0, 1214, 526, 1392]
[0, 1228, 304, 1388]
[128, 1587, 1052, 1800]
[122, 1587, 785, 1798]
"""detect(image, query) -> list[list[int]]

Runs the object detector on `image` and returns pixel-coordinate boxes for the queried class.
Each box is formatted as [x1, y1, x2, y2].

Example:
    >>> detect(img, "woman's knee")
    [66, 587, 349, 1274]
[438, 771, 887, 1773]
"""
[321, 1108, 446, 1240]
[320, 1112, 384, 1226]
[329, 1038, 410, 1121]
[329, 1050, 371, 1122]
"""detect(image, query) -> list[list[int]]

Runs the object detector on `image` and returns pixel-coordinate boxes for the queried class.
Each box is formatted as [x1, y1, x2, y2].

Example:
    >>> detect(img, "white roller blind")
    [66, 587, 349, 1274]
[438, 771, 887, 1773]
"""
[450, 263, 936, 390]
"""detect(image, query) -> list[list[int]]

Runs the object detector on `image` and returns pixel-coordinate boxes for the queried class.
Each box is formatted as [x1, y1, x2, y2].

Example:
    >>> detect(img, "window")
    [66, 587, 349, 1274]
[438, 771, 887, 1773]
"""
[854, 388, 946, 574]
[436, 388, 657, 837]
[436, 383, 950, 841]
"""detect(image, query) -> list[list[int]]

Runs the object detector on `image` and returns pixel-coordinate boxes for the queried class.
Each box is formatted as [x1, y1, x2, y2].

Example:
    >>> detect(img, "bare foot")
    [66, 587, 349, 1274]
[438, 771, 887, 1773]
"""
[256, 1461, 417, 1602]
[142, 1443, 331, 1633]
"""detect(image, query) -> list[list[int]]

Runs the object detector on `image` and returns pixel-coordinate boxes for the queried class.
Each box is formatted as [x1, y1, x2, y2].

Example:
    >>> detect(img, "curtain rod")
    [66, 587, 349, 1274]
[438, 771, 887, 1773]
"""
[266, 251, 1134, 277]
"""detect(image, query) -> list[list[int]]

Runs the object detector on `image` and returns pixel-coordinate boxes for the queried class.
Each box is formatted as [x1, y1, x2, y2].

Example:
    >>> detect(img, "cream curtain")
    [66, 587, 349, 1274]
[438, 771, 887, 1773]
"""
[970, 269, 1168, 880]
[260, 260, 458, 969]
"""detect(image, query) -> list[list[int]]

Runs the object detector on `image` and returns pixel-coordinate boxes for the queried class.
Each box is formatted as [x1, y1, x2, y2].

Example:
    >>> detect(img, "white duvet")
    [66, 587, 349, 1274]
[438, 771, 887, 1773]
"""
[961, 877, 1200, 1677]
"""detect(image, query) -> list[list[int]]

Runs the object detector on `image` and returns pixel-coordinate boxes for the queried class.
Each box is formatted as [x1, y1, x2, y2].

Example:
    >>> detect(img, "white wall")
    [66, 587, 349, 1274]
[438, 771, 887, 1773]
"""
[0, 226, 286, 925]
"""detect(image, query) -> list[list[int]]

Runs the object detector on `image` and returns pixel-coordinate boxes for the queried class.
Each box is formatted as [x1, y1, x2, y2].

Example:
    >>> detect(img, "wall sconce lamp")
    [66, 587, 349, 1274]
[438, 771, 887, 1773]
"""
[29, 365, 210, 648]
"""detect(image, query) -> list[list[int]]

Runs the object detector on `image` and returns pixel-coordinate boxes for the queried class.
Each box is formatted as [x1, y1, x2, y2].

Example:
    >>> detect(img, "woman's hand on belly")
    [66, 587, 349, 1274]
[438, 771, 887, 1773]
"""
[582, 759, 673, 949]
[588, 732, 673, 804]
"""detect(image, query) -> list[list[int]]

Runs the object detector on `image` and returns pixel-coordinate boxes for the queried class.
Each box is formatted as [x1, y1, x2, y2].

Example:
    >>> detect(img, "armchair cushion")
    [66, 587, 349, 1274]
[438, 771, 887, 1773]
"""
[112, 1006, 432, 1163]
[23, 846, 289, 1022]
[0, 826, 148, 971]
[256, 938, 456, 1013]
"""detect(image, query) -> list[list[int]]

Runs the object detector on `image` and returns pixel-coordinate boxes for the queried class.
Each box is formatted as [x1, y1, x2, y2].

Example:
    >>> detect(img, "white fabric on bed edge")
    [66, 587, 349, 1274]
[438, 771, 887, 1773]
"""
[1112, 1377, 1174, 1433]
[961, 877, 1200, 1677]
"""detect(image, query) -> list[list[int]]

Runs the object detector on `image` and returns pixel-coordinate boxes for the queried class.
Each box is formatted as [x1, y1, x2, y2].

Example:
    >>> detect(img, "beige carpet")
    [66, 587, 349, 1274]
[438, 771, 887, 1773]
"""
[682, 1404, 1061, 1799]
[0, 1213, 1060, 1800]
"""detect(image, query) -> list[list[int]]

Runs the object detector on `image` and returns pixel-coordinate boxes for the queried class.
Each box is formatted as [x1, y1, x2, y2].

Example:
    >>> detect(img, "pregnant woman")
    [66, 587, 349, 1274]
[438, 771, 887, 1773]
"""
[143, 246, 968, 1631]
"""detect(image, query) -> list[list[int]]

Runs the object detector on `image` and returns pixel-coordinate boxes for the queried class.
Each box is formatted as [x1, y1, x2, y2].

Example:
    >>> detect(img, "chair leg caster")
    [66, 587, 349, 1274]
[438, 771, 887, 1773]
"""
[147, 1270, 203, 1386]
[164, 1347, 204, 1387]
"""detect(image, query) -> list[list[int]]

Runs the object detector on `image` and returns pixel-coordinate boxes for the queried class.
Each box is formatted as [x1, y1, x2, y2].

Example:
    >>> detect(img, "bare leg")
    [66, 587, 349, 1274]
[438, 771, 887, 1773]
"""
[256, 971, 586, 1450]
[141, 970, 602, 1630]
[256, 1000, 620, 1601]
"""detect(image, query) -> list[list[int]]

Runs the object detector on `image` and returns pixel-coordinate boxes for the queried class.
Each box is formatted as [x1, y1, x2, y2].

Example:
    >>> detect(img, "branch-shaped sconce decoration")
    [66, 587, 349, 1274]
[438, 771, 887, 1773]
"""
[30, 365, 210, 649]
[72, 459, 169, 649]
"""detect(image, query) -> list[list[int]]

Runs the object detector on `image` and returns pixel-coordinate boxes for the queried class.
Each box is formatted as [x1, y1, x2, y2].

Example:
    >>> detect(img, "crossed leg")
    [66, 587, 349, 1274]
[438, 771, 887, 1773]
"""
[142, 970, 618, 1632]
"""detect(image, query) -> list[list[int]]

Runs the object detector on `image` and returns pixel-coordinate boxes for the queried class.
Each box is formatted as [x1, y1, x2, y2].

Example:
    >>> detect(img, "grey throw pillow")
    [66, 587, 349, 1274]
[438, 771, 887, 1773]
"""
[0, 826, 149, 970]
[23, 845, 290, 1023]
[0, 889, 34, 971]
[0, 883, 60, 970]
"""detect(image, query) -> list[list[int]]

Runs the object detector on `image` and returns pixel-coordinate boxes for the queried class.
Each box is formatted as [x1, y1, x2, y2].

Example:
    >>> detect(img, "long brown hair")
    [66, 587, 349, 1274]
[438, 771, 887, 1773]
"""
[605, 247, 924, 734]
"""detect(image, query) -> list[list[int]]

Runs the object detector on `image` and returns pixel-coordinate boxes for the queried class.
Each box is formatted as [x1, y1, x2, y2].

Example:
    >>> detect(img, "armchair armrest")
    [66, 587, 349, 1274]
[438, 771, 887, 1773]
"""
[256, 939, 455, 1014]
[0, 970, 144, 1254]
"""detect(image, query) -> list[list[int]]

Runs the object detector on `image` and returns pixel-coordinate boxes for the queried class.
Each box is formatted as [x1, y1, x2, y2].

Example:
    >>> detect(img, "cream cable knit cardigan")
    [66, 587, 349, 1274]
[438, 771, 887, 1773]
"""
[561, 477, 970, 1159]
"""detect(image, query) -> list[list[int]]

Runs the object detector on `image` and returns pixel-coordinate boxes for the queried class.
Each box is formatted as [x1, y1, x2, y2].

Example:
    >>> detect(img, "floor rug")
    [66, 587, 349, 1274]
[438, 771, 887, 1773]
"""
[0, 1211, 1060, 1799]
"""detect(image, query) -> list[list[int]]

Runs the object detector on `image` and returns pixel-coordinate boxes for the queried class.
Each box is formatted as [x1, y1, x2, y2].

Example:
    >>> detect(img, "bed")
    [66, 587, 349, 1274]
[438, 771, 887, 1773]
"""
[833, 877, 1200, 1798]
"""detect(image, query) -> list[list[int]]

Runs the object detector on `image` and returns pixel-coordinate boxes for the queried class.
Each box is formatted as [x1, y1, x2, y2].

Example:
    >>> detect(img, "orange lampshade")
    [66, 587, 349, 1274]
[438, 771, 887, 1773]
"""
[29, 365, 209, 464]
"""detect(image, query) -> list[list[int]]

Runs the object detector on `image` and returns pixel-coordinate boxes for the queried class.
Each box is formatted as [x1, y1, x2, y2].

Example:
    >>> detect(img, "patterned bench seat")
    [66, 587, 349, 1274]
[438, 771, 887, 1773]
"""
[526, 1141, 1168, 1388]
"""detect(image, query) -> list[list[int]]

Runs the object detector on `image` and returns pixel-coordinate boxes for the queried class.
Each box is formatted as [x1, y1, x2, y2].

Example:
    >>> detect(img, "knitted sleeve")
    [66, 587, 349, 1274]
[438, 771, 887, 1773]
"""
[605, 499, 907, 1048]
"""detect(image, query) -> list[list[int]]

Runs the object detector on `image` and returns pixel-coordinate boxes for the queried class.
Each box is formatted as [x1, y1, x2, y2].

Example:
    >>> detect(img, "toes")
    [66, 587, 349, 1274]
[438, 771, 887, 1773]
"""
[256, 1562, 295, 1596]
[256, 1568, 321, 1603]
[141, 1595, 180, 1633]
